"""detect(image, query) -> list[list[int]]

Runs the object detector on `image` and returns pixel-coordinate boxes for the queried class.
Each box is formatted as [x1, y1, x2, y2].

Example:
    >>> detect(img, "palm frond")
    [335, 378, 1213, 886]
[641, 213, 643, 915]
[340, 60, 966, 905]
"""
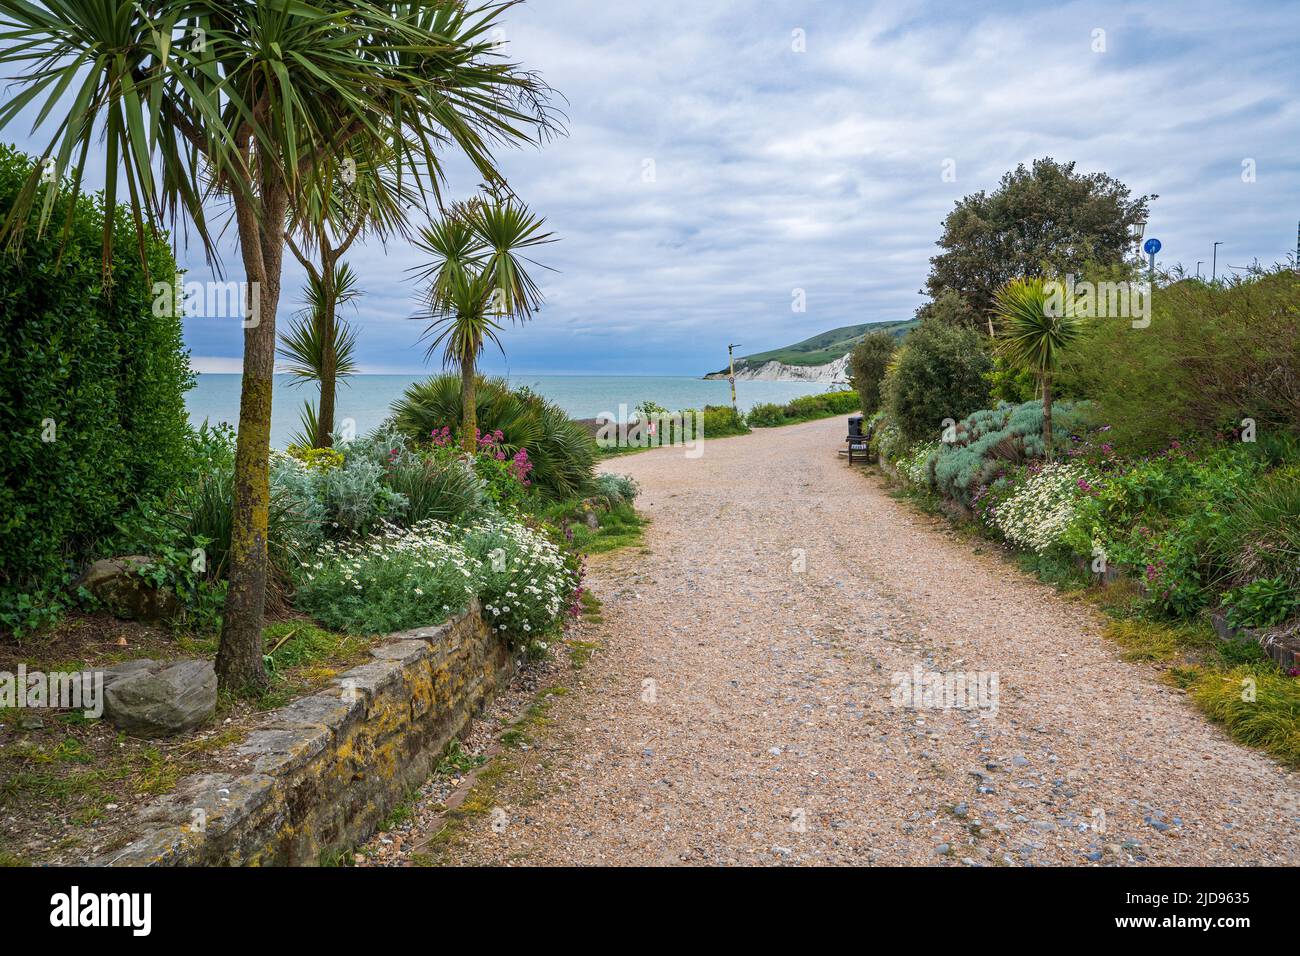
[277, 260, 361, 383]
[993, 277, 1082, 374]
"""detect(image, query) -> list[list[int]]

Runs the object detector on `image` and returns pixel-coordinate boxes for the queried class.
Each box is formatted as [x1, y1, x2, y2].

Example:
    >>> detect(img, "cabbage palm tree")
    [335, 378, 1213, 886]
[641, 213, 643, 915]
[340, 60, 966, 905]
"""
[992, 277, 1082, 457]
[279, 260, 362, 448]
[413, 193, 555, 452]
[0, 1, 557, 691]
[283, 140, 417, 447]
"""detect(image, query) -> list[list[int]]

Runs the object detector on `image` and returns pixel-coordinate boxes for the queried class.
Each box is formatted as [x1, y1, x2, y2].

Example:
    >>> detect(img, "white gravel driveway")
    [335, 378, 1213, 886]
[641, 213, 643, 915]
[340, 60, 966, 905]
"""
[423, 416, 1300, 866]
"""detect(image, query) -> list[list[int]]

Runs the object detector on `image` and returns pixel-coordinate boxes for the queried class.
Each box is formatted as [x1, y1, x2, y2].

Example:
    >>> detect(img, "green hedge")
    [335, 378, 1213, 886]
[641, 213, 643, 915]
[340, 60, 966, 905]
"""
[0, 145, 192, 632]
[747, 390, 860, 428]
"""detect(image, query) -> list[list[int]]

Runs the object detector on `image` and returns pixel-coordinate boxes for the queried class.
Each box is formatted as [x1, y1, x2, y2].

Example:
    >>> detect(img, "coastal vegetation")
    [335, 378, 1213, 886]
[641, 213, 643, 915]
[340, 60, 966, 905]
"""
[411, 193, 556, 453]
[0, 0, 559, 693]
[745, 391, 860, 428]
[862, 156, 1300, 766]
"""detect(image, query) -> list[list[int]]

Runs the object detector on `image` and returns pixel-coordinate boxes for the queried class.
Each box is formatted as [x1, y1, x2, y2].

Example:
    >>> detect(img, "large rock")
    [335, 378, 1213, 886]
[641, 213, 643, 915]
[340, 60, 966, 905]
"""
[104, 660, 217, 737]
[75, 556, 182, 623]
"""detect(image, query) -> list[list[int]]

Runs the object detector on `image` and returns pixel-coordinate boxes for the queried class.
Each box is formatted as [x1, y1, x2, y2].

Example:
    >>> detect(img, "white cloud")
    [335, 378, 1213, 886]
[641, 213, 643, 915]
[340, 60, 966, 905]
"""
[20, 0, 1291, 376]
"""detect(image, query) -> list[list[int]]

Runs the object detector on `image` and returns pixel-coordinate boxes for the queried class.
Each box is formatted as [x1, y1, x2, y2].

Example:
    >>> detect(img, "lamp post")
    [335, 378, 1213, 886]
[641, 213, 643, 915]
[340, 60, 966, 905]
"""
[1130, 217, 1148, 264]
[1212, 241, 1223, 282]
[1196, 261, 1204, 280]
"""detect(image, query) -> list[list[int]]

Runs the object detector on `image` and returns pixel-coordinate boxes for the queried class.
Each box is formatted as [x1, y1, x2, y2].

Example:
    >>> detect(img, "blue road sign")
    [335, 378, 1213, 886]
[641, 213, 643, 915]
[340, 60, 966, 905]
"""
[1143, 238, 1161, 255]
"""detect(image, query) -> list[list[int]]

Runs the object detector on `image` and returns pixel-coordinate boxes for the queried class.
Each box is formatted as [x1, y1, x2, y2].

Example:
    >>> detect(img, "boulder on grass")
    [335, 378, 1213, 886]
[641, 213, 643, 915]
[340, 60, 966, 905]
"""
[75, 556, 182, 623]
[104, 660, 217, 737]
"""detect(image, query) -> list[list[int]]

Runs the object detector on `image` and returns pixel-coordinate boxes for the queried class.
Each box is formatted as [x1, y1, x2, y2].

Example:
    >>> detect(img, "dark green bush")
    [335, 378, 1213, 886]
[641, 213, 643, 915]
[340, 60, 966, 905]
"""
[884, 320, 993, 444]
[391, 374, 596, 501]
[0, 145, 193, 635]
[848, 332, 896, 414]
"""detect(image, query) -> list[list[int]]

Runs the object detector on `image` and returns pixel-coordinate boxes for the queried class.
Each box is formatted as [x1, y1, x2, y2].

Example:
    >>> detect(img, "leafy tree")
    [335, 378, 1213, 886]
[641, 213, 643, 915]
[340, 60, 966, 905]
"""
[926, 157, 1152, 316]
[847, 331, 897, 415]
[412, 193, 555, 452]
[913, 288, 983, 332]
[885, 321, 993, 445]
[0, 1, 556, 690]
[991, 278, 1082, 457]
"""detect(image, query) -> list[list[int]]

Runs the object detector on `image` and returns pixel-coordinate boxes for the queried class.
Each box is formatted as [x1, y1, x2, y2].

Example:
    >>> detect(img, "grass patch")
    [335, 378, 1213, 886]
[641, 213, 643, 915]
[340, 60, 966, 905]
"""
[578, 589, 604, 624]
[550, 502, 647, 555]
[568, 640, 600, 670]
[1101, 616, 1298, 766]
[1187, 665, 1300, 767]
[500, 686, 567, 749]
[585, 504, 647, 553]
[254, 621, 374, 711]
[436, 738, 485, 777]
[1102, 619, 1218, 663]
[378, 787, 421, 831]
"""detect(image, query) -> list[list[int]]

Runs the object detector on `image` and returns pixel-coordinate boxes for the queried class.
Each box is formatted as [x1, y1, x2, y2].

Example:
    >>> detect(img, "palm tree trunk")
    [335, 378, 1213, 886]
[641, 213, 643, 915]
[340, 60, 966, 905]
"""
[1042, 371, 1054, 459]
[461, 360, 477, 453]
[316, 254, 337, 448]
[217, 179, 284, 694]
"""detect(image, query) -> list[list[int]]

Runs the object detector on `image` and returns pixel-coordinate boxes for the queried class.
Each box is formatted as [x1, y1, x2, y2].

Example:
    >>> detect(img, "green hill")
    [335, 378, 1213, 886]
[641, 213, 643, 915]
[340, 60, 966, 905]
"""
[717, 319, 918, 372]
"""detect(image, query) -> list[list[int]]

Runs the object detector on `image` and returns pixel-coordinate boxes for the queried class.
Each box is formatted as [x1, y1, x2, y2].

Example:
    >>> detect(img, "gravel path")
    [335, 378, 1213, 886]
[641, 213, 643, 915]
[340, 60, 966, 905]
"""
[400, 416, 1300, 866]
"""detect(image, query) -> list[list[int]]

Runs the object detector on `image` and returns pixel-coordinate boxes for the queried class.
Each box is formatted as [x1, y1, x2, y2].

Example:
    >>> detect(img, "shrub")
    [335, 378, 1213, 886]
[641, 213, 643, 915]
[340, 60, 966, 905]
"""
[745, 402, 786, 427]
[461, 517, 577, 648]
[0, 145, 193, 633]
[168, 442, 316, 584]
[1067, 443, 1276, 617]
[1224, 578, 1300, 631]
[593, 473, 640, 509]
[745, 391, 860, 428]
[897, 442, 941, 487]
[293, 520, 478, 634]
[392, 374, 595, 501]
[384, 448, 487, 525]
[884, 320, 993, 444]
[1213, 466, 1300, 592]
[320, 453, 407, 536]
[848, 331, 898, 414]
[1061, 268, 1300, 453]
[930, 400, 1090, 506]
[985, 462, 1098, 554]
[697, 404, 749, 438]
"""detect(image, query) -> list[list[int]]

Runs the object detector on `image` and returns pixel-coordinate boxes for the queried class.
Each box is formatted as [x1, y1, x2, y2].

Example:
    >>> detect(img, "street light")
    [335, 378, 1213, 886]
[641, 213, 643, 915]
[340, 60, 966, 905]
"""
[1130, 217, 1147, 262]
[1212, 241, 1223, 282]
[727, 343, 742, 412]
[1196, 261, 1204, 279]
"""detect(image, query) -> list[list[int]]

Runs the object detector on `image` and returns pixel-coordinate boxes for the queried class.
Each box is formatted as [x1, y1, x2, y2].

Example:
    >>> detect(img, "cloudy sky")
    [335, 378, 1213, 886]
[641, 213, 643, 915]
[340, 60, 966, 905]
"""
[11, 0, 1300, 376]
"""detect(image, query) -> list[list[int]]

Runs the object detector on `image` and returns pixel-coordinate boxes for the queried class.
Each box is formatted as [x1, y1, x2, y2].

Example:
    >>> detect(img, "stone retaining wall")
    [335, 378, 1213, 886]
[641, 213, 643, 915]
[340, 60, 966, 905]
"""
[96, 603, 513, 866]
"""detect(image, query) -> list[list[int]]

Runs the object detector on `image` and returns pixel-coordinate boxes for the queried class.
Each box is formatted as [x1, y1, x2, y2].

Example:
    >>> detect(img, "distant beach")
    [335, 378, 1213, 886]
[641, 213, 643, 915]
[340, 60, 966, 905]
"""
[187, 373, 835, 448]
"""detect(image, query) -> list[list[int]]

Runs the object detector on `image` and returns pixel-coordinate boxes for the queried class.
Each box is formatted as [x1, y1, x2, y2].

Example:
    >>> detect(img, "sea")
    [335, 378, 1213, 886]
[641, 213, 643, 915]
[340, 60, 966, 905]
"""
[186, 374, 834, 448]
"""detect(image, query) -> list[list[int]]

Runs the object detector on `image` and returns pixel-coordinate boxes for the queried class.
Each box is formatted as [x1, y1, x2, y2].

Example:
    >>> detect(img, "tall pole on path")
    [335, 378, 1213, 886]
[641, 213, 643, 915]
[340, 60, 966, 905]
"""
[727, 343, 742, 413]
